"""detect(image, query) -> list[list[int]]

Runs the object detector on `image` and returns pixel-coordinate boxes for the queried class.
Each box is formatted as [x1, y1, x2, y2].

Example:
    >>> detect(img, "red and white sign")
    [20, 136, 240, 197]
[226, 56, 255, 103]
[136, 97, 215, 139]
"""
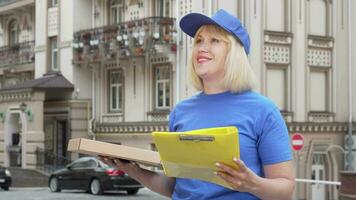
[291, 134, 304, 151]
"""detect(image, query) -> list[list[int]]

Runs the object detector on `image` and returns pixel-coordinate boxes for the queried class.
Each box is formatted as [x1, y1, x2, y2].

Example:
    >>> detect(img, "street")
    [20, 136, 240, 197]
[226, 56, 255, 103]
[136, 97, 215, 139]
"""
[0, 187, 169, 200]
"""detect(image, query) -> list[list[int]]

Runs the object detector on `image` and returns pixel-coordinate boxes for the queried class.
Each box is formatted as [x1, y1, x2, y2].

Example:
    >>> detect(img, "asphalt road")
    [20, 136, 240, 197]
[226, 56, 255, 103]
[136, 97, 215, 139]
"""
[0, 187, 170, 200]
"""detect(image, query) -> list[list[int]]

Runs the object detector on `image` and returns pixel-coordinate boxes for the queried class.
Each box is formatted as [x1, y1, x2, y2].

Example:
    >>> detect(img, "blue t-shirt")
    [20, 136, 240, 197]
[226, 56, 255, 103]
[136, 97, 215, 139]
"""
[169, 90, 292, 200]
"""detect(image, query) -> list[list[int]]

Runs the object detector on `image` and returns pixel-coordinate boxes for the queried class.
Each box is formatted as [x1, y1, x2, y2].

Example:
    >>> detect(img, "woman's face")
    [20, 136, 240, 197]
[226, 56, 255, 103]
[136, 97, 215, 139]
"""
[192, 28, 229, 84]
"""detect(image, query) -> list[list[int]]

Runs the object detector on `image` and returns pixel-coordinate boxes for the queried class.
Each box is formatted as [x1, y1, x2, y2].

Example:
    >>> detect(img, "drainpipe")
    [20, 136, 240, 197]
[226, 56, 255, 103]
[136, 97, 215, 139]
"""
[346, 0, 354, 171]
[208, 0, 213, 16]
[90, 69, 96, 140]
[175, 0, 180, 104]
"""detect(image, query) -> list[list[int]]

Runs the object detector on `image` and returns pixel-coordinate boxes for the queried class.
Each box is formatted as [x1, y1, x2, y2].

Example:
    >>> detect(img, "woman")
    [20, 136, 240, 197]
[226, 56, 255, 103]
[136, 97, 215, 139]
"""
[102, 9, 295, 200]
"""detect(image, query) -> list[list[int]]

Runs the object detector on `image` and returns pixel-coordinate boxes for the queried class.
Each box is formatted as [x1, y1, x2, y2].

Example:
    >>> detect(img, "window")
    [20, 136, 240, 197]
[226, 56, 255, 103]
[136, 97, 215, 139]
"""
[308, 0, 327, 36]
[111, 0, 125, 24]
[155, 0, 170, 17]
[50, 37, 58, 70]
[265, 0, 288, 32]
[155, 66, 170, 109]
[48, 0, 58, 7]
[266, 67, 288, 111]
[70, 161, 87, 169]
[86, 159, 98, 168]
[110, 70, 123, 112]
[8, 20, 19, 46]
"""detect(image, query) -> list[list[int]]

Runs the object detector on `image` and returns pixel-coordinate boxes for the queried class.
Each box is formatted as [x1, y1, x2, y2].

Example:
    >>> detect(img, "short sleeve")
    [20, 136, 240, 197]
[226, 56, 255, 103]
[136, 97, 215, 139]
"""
[169, 108, 176, 132]
[257, 108, 292, 165]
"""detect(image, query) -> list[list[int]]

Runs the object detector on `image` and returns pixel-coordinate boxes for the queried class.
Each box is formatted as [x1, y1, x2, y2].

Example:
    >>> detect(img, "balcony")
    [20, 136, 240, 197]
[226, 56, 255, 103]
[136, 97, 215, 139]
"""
[0, 41, 35, 68]
[0, 0, 19, 6]
[0, 0, 34, 14]
[72, 17, 177, 64]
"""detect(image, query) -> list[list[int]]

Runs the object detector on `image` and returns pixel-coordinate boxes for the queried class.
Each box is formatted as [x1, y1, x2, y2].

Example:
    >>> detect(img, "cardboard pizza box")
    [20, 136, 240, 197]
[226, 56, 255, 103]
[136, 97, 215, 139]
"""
[67, 138, 161, 167]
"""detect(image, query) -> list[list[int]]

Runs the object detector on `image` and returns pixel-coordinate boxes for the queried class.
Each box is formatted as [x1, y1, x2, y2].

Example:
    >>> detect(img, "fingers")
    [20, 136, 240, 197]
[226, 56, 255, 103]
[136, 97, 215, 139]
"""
[216, 171, 242, 190]
[233, 157, 247, 173]
[216, 157, 247, 176]
[215, 157, 251, 191]
[215, 162, 239, 178]
[99, 156, 116, 166]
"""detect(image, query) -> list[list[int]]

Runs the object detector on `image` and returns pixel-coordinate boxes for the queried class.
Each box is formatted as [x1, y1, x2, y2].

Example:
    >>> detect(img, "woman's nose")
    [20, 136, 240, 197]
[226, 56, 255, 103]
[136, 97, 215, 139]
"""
[197, 42, 209, 52]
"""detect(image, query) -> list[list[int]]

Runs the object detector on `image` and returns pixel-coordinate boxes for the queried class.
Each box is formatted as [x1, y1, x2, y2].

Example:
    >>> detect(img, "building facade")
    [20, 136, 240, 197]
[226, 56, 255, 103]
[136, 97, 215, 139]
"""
[0, 0, 355, 199]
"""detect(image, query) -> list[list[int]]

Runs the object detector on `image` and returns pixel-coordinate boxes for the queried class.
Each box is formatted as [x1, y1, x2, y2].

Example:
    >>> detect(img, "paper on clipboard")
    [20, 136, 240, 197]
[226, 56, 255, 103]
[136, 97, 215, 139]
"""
[152, 126, 240, 189]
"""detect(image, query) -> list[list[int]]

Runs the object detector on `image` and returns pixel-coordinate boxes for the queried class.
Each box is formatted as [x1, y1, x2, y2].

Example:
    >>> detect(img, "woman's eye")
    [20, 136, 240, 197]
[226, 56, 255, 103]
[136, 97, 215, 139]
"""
[195, 39, 202, 44]
[211, 38, 220, 43]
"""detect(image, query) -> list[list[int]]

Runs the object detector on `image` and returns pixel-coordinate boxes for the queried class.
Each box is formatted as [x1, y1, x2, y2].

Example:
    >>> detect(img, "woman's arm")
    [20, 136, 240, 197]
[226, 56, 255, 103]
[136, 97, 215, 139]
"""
[101, 157, 175, 197]
[216, 158, 295, 200]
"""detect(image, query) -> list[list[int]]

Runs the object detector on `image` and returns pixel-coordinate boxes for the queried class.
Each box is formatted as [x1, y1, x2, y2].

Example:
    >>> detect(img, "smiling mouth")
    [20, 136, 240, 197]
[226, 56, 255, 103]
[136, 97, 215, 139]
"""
[197, 57, 212, 64]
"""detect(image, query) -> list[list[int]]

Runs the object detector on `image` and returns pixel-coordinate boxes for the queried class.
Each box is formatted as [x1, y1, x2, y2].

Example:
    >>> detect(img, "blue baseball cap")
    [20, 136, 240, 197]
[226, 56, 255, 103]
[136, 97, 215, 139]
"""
[179, 9, 250, 54]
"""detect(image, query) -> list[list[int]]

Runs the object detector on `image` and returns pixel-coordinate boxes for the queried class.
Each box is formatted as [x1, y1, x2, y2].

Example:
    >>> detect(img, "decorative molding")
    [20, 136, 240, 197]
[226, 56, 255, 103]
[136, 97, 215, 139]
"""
[307, 48, 332, 67]
[307, 35, 334, 49]
[264, 31, 293, 45]
[59, 41, 72, 49]
[34, 45, 46, 52]
[101, 113, 124, 123]
[281, 111, 293, 123]
[150, 54, 172, 65]
[94, 121, 168, 134]
[287, 122, 355, 133]
[0, 90, 32, 102]
[308, 111, 334, 123]
[264, 31, 292, 65]
[147, 110, 170, 122]
[264, 45, 290, 64]
[94, 121, 354, 134]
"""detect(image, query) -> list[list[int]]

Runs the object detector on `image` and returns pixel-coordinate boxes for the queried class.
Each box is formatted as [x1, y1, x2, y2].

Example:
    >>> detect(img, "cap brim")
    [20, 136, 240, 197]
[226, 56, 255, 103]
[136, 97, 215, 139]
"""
[179, 13, 219, 38]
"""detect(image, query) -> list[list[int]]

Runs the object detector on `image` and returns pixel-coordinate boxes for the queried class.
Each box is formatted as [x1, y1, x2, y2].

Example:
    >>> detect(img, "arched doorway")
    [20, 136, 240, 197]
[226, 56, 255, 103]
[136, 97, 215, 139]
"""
[311, 152, 326, 200]
[306, 140, 340, 200]
[8, 19, 19, 46]
[3, 108, 26, 168]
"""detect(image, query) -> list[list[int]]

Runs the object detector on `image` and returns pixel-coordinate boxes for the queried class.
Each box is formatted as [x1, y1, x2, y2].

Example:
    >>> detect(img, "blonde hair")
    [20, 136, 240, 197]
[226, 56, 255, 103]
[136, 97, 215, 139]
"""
[188, 25, 256, 93]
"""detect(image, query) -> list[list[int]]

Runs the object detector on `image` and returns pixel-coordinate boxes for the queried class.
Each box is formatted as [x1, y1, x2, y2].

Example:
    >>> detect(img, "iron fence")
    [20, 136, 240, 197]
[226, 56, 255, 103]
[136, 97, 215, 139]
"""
[35, 147, 71, 175]
[0, 41, 35, 68]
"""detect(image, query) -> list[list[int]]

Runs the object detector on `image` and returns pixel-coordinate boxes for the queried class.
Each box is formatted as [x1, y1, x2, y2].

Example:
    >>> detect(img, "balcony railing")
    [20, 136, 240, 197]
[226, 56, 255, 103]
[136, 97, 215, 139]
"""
[0, 0, 20, 6]
[72, 17, 177, 64]
[0, 41, 35, 68]
[36, 147, 72, 175]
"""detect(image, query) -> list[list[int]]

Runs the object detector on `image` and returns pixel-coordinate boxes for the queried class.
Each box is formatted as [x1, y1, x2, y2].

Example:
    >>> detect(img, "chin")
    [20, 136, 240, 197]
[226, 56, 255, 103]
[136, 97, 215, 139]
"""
[196, 73, 209, 79]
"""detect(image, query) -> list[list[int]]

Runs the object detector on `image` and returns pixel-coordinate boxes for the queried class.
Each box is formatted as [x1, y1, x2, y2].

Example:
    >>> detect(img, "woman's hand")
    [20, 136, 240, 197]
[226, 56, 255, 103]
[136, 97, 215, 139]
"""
[99, 155, 175, 197]
[98, 156, 141, 178]
[215, 157, 262, 193]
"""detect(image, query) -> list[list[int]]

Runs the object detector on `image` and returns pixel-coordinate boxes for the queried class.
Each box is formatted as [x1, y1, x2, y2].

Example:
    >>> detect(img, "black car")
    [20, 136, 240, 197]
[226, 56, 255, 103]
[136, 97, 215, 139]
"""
[0, 167, 12, 190]
[48, 157, 143, 195]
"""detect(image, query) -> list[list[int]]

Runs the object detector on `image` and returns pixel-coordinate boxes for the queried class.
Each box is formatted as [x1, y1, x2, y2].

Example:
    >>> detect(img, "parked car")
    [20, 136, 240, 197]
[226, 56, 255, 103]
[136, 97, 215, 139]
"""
[0, 167, 12, 190]
[48, 157, 143, 195]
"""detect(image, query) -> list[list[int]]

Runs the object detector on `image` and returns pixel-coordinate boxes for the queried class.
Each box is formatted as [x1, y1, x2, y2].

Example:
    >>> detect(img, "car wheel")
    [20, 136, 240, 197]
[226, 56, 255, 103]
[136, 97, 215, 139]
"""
[127, 188, 139, 195]
[90, 178, 103, 195]
[49, 177, 61, 192]
[1, 186, 9, 191]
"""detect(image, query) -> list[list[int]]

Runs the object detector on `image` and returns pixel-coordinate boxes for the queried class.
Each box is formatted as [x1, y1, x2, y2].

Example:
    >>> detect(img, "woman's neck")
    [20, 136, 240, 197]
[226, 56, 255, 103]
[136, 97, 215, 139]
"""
[203, 81, 228, 94]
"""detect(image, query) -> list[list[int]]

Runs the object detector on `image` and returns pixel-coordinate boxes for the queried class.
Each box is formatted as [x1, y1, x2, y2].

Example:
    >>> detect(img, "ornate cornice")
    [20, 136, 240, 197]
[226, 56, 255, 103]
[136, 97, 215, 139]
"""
[264, 31, 293, 45]
[287, 122, 355, 133]
[307, 35, 334, 49]
[95, 121, 355, 134]
[0, 90, 32, 102]
[94, 121, 168, 134]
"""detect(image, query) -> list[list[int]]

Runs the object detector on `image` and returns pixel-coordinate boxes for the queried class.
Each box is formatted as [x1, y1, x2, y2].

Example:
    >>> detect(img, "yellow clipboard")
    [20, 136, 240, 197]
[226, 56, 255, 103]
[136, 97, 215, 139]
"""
[152, 126, 240, 189]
